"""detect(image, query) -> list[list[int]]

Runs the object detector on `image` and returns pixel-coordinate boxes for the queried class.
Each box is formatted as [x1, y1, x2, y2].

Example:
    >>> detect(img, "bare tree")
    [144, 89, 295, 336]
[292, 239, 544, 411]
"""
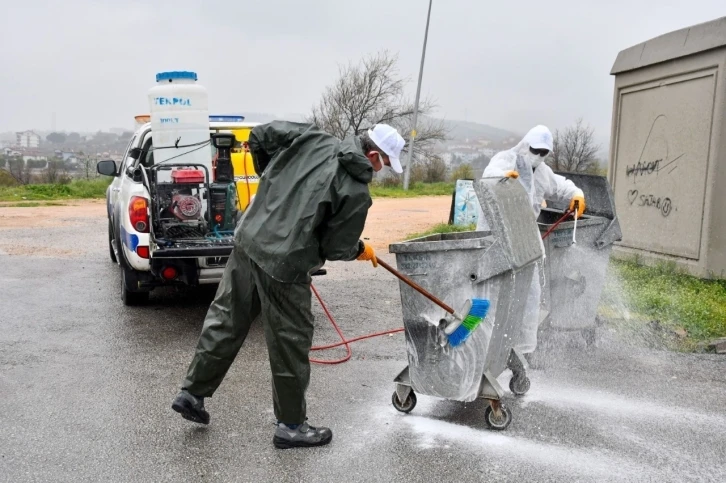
[7, 158, 32, 185]
[308, 50, 447, 163]
[79, 151, 98, 180]
[43, 160, 66, 184]
[411, 155, 448, 183]
[548, 118, 601, 173]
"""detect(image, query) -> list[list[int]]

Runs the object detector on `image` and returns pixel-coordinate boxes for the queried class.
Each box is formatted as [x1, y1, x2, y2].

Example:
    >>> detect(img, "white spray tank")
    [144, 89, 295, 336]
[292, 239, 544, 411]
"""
[148, 71, 211, 182]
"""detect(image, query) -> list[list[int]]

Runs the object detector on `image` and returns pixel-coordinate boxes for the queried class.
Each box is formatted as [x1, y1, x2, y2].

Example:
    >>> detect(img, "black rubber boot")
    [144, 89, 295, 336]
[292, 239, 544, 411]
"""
[171, 389, 210, 425]
[273, 422, 333, 449]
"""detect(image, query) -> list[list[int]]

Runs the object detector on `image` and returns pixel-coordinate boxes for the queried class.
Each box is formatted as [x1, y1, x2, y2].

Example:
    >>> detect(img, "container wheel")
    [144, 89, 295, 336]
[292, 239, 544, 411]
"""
[485, 403, 512, 430]
[391, 391, 417, 413]
[509, 375, 531, 396]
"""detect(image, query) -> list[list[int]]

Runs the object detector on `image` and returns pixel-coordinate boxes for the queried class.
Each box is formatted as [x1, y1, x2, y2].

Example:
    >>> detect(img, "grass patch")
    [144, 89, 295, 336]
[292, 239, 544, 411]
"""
[370, 182, 454, 198]
[407, 222, 475, 240]
[600, 259, 726, 343]
[0, 202, 67, 208]
[0, 178, 111, 202]
[0, 179, 452, 201]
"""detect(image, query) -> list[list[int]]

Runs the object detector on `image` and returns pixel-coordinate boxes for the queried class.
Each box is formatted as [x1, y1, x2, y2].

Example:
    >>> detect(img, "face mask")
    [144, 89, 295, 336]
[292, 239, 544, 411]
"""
[379, 154, 394, 175]
[368, 152, 384, 172]
[527, 152, 543, 168]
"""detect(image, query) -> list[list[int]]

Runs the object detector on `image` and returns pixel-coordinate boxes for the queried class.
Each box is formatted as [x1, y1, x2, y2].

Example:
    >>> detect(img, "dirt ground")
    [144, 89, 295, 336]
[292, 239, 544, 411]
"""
[0, 197, 451, 256]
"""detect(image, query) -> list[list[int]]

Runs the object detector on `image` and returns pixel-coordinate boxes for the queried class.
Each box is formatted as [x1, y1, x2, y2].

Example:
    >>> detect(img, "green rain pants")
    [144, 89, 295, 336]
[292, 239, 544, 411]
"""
[182, 245, 314, 424]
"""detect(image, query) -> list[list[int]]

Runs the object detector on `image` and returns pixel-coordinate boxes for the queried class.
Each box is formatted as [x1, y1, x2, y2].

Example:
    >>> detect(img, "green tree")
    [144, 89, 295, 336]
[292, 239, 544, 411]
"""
[27, 159, 48, 169]
[67, 132, 81, 143]
[46, 132, 67, 144]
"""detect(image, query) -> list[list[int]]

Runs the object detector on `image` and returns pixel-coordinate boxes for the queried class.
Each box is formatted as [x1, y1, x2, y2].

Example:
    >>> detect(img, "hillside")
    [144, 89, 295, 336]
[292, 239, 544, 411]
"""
[438, 119, 520, 142]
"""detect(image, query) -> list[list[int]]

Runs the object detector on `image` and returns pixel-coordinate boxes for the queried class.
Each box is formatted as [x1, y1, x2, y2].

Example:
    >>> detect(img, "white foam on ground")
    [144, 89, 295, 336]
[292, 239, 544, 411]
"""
[403, 415, 657, 481]
[520, 379, 726, 429]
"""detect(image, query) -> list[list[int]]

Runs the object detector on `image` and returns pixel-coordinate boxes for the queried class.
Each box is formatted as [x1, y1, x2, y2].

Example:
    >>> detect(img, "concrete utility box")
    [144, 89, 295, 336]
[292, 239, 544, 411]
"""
[608, 17, 726, 278]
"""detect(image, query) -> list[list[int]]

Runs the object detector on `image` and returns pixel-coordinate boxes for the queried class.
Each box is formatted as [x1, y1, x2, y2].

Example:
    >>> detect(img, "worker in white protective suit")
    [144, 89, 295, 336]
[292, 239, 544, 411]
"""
[476, 125, 586, 353]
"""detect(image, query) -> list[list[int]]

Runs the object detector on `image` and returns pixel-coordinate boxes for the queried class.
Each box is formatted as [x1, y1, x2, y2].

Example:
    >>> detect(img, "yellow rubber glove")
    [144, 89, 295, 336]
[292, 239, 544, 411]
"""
[357, 242, 378, 267]
[569, 190, 586, 219]
[504, 170, 519, 179]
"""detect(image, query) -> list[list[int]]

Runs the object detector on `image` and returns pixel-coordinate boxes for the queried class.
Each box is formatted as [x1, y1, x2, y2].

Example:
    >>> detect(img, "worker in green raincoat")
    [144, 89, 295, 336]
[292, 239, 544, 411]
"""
[172, 121, 405, 449]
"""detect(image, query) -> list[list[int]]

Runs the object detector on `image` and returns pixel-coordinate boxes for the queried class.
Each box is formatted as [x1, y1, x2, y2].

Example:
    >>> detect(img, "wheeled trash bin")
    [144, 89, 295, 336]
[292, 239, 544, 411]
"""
[388, 177, 544, 430]
[537, 173, 623, 347]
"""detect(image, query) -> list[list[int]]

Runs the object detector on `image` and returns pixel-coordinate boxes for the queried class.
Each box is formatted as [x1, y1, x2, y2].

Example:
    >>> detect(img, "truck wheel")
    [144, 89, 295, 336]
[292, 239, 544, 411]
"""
[122, 267, 149, 306]
[108, 220, 118, 263]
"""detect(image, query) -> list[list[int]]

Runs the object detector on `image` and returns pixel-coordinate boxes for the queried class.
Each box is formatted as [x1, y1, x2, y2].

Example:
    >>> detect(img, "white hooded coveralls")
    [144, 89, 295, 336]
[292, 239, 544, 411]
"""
[476, 125, 583, 353]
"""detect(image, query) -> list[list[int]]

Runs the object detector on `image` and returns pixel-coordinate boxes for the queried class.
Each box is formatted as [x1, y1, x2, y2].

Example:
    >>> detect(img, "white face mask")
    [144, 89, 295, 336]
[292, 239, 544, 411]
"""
[527, 152, 543, 168]
[377, 153, 394, 175]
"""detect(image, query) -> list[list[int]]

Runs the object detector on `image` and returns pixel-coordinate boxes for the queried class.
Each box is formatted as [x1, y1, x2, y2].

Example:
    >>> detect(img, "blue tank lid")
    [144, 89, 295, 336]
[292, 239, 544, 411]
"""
[156, 71, 198, 82]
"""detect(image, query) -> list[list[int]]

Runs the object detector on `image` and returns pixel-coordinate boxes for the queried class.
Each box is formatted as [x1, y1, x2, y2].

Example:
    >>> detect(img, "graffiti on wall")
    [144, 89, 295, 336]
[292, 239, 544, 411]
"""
[623, 114, 684, 218]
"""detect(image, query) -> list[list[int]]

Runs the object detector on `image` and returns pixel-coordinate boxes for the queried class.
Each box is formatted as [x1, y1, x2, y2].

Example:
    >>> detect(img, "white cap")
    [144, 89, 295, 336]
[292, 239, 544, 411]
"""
[367, 124, 405, 173]
[524, 125, 554, 151]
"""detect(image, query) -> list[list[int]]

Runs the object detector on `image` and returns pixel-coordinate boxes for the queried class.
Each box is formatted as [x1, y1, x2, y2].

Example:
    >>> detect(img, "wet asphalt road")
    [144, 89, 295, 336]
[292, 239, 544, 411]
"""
[1, 222, 726, 482]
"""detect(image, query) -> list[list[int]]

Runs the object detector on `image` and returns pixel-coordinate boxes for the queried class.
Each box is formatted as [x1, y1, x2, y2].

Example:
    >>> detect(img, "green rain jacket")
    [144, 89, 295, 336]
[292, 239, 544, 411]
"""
[235, 121, 373, 283]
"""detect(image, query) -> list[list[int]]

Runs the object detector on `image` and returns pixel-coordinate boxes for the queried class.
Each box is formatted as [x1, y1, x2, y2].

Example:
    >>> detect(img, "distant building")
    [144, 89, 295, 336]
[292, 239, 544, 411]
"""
[60, 151, 77, 161]
[16, 131, 40, 148]
[22, 151, 48, 162]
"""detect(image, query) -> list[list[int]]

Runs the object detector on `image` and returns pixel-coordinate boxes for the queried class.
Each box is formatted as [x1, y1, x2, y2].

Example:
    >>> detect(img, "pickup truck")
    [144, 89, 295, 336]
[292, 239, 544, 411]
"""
[96, 117, 260, 305]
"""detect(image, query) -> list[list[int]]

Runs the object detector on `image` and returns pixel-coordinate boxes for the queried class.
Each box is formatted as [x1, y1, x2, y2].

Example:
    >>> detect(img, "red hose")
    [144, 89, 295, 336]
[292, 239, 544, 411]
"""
[309, 283, 404, 365]
[541, 209, 575, 240]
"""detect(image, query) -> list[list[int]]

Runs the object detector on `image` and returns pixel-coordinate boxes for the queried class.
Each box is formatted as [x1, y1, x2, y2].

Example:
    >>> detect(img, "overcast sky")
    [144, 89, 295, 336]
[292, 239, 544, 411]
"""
[1, 0, 724, 143]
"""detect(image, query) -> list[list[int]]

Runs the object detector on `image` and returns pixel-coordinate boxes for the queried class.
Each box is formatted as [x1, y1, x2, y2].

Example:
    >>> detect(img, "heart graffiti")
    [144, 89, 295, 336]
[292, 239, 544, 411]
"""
[626, 189, 673, 217]
[627, 190, 639, 205]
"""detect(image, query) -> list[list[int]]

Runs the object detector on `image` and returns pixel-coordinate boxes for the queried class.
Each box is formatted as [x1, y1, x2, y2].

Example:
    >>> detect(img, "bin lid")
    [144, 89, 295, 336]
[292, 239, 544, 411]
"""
[474, 177, 544, 270]
[546, 172, 617, 220]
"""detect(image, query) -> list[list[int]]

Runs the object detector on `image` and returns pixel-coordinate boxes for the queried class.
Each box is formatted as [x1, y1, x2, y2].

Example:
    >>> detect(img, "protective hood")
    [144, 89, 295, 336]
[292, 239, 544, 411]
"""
[514, 125, 554, 157]
[338, 136, 374, 184]
[513, 125, 553, 170]
[479, 123, 579, 227]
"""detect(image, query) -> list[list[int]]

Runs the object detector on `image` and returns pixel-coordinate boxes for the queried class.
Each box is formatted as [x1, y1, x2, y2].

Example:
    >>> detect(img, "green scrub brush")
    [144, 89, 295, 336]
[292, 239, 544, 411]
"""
[377, 259, 489, 347]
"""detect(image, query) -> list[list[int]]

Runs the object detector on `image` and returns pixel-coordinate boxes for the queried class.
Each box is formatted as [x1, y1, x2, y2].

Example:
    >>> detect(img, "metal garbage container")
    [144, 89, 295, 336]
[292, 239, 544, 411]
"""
[537, 173, 623, 346]
[388, 177, 543, 430]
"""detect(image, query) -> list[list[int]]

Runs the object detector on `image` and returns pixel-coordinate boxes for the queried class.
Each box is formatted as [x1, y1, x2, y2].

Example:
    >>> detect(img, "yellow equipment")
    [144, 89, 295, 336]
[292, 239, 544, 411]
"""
[229, 127, 259, 212]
